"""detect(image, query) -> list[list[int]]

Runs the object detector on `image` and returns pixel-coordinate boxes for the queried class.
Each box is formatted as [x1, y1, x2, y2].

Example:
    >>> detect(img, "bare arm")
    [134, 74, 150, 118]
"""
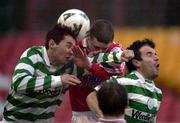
[86, 91, 103, 118]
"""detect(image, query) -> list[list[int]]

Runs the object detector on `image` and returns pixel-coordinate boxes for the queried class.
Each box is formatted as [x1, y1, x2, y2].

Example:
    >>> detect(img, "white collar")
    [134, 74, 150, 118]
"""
[133, 71, 154, 84]
[42, 47, 50, 67]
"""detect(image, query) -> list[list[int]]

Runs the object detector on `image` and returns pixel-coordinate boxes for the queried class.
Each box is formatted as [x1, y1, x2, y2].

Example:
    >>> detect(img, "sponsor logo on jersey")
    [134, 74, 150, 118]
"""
[131, 109, 154, 122]
[78, 74, 102, 88]
[36, 87, 67, 97]
[147, 98, 155, 110]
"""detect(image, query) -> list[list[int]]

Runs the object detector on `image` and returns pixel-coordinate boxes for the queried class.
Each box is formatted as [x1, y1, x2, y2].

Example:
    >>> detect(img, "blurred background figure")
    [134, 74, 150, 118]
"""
[96, 81, 128, 123]
[0, 0, 180, 122]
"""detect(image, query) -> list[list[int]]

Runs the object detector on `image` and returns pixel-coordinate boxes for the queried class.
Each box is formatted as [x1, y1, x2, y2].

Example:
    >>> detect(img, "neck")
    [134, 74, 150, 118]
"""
[47, 49, 57, 66]
[136, 70, 154, 81]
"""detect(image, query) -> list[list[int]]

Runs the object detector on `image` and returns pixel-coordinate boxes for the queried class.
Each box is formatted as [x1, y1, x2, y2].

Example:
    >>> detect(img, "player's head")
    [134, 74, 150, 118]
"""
[126, 39, 160, 80]
[87, 19, 114, 52]
[45, 25, 76, 65]
[97, 81, 128, 117]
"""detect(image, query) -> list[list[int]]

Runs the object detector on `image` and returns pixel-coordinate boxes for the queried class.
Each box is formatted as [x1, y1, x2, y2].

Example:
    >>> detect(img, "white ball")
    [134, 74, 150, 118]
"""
[57, 9, 90, 40]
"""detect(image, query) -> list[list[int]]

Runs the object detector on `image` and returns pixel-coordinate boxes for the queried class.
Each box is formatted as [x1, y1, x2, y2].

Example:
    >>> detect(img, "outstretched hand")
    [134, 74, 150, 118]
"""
[72, 45, 92, 70]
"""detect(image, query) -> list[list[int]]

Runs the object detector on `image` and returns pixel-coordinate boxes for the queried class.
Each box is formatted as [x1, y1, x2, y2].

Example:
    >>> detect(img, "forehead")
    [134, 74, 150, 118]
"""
[139, 45, 155, 54]
[61, 35, 75, 45]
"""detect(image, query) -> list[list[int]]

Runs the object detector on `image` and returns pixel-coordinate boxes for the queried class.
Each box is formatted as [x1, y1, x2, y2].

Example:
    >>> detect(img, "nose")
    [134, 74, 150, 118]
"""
[154, 55, 159, 61]
[67, 47, 73, 55]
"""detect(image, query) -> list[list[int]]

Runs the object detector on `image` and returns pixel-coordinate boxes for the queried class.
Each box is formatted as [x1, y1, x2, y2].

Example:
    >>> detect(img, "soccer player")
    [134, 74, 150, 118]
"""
[1, 25, 82, 123]
[96, 81, 128, 123]
[87, 39, 163, 123]
[69, 19, 134, 123]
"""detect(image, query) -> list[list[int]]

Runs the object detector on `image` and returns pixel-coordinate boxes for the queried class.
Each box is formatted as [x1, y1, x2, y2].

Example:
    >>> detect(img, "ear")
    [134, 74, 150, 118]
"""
[49, 39, 56, 48]
[132, 59, 141, 68]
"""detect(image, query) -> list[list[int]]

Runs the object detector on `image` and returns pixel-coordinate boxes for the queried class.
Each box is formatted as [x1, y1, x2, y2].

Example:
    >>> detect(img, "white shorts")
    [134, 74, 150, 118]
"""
[71, 111, 98, 123]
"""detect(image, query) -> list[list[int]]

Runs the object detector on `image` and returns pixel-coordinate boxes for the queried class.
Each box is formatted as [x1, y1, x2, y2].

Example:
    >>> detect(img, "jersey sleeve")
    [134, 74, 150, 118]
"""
[89, 45, 125, 78]
[74, 45, 126, 86]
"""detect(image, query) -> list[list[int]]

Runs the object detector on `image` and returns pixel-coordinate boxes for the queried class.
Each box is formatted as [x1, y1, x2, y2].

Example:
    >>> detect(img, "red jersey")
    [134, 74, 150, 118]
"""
[69, 38, 125, 111]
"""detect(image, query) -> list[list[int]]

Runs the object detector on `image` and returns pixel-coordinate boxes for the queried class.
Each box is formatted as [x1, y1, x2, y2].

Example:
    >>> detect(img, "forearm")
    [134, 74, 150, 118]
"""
[86, 91, 103, 118]
[91, 52, 122, 66]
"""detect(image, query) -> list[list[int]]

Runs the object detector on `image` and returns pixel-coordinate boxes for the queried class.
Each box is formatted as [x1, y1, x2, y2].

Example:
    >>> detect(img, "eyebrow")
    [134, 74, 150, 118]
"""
[66, 42, 74, 45]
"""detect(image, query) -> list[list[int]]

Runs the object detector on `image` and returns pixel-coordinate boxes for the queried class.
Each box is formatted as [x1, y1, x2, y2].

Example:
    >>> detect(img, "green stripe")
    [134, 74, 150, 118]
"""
[43, 76, 51, 89]
[92, 55, 98, 62]
[18, 57, 34, 67]
[14, 69, 33, 76]
[26, 77, 36, 93]
[116, 73, 139, 80]
[7, 94, 62, 109]
[27, 46, 43, 58]
[113, 52, 119, 62]
[125, 115, 148, 123]
[129, 100, 157, 114]
[102, 53, 108, 63]
[76, 66, 85, 76]
[54, 66, 66, 75]
[13, 75, 29, 92]
[4, 107, 54, 122]
[101, 62, 114, 68]
[34, 62, 50, 74]
[125, 85, 162, 101]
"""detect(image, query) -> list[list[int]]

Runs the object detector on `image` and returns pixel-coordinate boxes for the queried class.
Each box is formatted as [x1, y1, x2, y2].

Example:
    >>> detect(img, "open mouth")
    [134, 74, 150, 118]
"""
[156, 64, 160, 69]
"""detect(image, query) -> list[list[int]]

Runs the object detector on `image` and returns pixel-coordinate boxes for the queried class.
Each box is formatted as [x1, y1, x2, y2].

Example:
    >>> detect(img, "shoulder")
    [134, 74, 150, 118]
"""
[24, 46, 43, 57]
[112, 72, 139, 85]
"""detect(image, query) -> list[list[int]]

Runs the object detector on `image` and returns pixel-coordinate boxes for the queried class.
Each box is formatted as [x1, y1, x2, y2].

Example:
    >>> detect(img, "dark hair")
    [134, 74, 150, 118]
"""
[97, 81, 128, 116]
[126, 39, 155, 72]
[45, 24, 77, 49]
[89, 19, 114, 44]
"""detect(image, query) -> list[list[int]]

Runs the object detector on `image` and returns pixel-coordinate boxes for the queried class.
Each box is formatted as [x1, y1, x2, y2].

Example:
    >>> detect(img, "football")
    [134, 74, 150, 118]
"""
[57, 9, 90, 40]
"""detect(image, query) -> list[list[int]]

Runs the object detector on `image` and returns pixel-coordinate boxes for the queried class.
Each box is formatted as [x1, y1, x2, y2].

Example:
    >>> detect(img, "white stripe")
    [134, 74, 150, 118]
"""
[6, 95, 63, 115]
[15, 63, 35, 75]
[20, 48, 30, 58]
[15, 76, 31, 92]
[96, 53, 104, 63]
[128, 93, 160, 108]
[111, 47, 122, 53]
[115, 77, 162, 94]
[29, 54, 43, 64]
[36, 69, 47, 76]
[10, 91, 63, 104]
[34, 76, 45, 91]
[19, 105, 57, 115]
[13, 72, 28, 83]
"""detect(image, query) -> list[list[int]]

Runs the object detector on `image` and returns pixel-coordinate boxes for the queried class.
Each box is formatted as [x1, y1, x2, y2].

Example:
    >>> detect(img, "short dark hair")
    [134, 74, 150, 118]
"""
[126, 39, 155, 72]
[97, 81, 128, 117]
[89, 19, 114, 44]
[45, 24, 77, 49]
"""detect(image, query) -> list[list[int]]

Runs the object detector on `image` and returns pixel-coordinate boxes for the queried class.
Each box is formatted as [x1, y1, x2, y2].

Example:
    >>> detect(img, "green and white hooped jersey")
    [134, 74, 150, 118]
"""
[3, 46, 73, 123]
[3, 46, 123, 122]
[96, 71, 163, 123]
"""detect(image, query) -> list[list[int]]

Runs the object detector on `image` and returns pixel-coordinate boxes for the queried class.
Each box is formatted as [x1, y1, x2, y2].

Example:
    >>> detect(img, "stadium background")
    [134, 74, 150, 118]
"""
[0, 0, 180, 122]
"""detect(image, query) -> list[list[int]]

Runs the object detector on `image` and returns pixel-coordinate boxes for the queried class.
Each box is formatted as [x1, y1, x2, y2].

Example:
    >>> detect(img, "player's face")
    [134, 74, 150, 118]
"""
[88, 36, 111, 52]
[50, 35, 75, 65]
[138, 45, 160, 80]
